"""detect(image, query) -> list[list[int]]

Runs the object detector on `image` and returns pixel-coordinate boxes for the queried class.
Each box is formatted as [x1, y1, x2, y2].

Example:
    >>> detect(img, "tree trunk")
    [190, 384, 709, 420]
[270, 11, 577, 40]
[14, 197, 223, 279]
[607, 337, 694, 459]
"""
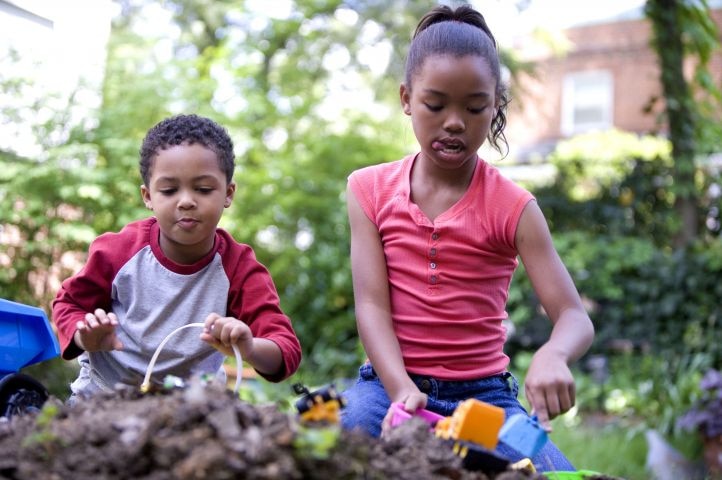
[646, 0, 699, 247]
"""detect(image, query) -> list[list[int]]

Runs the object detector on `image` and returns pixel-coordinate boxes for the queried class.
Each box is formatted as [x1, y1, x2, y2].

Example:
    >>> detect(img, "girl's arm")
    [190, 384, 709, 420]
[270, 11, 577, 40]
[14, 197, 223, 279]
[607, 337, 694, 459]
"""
[347, 184, 426, 412]
[515, 200, 595, 430]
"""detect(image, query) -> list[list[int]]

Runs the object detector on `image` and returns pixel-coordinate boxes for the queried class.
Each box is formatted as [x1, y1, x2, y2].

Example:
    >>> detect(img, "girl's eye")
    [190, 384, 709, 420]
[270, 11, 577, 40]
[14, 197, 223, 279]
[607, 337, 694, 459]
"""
[423, 103, 443, 112]
[468, 107, 486, 114]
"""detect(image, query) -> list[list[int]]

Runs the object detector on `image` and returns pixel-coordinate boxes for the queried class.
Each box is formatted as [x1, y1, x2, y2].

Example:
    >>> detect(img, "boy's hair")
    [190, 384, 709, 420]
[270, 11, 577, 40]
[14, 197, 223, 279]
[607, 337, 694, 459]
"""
[139, 114, 235, 185]
[405, 4, 509, 154]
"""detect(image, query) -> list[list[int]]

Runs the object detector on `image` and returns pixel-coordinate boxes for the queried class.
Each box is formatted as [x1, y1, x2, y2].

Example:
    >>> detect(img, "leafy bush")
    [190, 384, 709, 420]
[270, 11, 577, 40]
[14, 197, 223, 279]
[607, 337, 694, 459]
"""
[677, 369, 722, 438]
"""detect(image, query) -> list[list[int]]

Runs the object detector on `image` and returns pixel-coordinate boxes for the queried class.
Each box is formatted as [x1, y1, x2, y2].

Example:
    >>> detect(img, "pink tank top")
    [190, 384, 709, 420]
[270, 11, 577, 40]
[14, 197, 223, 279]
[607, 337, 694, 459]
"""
[348, 154, 534, 380]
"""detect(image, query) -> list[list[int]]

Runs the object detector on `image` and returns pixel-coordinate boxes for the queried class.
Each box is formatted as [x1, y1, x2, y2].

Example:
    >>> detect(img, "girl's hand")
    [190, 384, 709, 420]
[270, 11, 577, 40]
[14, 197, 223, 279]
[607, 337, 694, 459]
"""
[74, 308, 123, 352]
[381, 389, 428, 437]
[524, 346, 576, 432]
[201, 313, 254, 359]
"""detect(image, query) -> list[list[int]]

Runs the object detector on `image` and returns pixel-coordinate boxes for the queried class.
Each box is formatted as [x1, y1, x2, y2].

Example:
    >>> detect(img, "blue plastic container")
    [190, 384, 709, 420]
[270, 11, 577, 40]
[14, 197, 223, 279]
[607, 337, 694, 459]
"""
[498, 413, 548, 459]
[0, 298, 61, 377]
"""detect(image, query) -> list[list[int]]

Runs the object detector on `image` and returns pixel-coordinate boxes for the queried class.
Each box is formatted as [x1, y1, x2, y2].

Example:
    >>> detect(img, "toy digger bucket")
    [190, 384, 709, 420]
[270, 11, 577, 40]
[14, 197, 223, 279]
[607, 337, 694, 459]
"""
[0, 298, 61, 376]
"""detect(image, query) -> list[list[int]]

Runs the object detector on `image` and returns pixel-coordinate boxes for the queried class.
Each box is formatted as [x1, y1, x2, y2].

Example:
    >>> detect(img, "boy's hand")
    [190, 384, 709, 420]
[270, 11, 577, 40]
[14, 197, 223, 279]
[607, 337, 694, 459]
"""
[201, 313, 254, 360]
[524, 346, 576, 432]
[74, 308, 123, 352]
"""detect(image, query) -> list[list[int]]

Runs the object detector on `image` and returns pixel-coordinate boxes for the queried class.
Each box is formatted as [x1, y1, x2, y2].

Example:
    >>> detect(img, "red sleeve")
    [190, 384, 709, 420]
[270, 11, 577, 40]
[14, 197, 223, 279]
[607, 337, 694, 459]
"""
[52, 237, 117, 359]
[51, 219, 150, 360]
[220, 232, 302, 382]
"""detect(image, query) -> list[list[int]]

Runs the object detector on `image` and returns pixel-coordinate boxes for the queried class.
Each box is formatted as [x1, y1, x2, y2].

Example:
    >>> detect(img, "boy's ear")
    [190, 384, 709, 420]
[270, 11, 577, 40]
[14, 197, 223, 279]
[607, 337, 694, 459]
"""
[140, 184, 152, 209]
[400, 83, 411, 116]
[224, 182, 236, 208]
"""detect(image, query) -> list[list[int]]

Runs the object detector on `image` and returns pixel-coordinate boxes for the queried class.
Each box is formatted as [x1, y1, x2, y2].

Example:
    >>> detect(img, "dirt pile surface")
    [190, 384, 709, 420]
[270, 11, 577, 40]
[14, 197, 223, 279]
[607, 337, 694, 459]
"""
[0, 379, 618, 480]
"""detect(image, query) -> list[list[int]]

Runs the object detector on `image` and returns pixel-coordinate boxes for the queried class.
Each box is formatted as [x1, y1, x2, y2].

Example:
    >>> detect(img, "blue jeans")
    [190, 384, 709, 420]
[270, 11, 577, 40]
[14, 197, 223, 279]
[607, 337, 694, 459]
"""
[340, 363, 575, 472]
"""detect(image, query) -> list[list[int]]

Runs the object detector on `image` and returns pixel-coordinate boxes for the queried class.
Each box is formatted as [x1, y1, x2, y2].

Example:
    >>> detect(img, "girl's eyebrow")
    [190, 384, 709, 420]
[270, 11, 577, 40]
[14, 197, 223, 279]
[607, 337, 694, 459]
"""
[423, 88, 491, 99]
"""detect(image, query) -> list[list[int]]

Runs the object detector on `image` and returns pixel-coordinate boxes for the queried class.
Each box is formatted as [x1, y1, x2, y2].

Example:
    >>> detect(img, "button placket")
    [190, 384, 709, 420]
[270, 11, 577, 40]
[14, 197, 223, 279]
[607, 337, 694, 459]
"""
[429, 231, 440, 286]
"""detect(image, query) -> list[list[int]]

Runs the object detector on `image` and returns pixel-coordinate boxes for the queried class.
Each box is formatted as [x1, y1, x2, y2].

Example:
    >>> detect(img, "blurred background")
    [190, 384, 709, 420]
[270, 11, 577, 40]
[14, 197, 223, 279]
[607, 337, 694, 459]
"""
[2, 1, 721, 478]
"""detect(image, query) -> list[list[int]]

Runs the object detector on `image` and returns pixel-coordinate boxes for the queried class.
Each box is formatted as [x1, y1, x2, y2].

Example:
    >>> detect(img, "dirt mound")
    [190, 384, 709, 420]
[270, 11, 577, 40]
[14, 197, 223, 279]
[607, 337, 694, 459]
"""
[0, 379, 615, 480]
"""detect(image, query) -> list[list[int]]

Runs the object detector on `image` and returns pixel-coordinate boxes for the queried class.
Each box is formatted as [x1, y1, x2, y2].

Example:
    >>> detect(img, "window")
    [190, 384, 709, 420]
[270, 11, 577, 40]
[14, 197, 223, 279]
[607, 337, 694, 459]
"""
[561, 70, 613, 136]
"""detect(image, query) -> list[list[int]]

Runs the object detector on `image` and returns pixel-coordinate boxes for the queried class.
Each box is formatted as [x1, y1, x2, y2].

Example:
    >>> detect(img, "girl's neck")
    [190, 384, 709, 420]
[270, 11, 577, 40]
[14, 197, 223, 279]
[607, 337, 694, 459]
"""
[413, 153, 478, 189]
[409, 154, 478, 222]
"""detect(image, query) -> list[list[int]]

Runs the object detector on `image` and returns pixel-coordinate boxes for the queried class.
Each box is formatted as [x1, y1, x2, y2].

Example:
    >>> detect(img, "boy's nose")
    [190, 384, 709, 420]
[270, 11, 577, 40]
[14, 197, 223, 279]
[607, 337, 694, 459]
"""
[177, 192, 196, 209]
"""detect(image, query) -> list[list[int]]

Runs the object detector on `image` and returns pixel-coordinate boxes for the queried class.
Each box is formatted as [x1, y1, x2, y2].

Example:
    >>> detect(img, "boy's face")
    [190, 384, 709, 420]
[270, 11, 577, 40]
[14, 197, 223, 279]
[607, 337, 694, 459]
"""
[140, 143, 235, 265]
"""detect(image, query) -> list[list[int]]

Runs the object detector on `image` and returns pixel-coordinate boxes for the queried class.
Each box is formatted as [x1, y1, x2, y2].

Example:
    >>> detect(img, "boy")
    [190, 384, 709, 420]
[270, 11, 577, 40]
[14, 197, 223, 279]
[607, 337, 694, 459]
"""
[52, 114, 301, 399]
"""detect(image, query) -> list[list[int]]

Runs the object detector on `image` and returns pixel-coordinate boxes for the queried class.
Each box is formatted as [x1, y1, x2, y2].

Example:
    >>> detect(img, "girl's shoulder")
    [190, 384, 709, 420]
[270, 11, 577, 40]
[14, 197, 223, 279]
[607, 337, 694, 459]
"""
[349, 156, 409, 184]
[475, 159, 532, 199]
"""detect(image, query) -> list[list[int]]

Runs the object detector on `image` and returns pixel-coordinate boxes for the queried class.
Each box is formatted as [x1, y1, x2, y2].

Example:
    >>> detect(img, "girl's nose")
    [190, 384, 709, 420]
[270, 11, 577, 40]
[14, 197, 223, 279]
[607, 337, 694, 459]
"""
[443, 111, 465, 132]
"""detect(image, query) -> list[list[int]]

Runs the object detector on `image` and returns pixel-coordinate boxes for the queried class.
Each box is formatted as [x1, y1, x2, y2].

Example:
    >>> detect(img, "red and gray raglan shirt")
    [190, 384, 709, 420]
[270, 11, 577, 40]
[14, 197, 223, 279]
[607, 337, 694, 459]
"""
[52, 217, 301, 396]
[348, 154, 534, 381]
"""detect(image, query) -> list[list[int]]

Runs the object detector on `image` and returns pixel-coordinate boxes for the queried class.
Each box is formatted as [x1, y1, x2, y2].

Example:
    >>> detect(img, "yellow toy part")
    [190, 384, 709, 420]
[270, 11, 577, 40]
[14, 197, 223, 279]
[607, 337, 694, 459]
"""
[435, 399, 505, 449]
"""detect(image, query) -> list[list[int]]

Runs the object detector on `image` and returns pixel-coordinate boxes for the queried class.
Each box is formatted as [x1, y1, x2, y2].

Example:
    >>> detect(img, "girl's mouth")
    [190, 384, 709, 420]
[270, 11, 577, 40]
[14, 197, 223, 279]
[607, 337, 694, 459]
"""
[432, 140, 465, 154]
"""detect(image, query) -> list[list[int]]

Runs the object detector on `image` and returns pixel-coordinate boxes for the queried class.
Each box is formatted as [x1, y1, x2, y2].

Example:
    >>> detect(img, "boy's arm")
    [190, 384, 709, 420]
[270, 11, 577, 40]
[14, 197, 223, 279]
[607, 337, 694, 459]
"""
[346, 184, 425, 411]
[515, 200, 595, 429]
[52, 242, 116, 360]
[225, 244, 301, 382]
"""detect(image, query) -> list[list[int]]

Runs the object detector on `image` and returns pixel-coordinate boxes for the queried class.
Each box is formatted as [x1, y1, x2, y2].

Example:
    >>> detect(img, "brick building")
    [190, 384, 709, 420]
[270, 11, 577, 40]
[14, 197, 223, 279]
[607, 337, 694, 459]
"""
[504, 3, 722, 164]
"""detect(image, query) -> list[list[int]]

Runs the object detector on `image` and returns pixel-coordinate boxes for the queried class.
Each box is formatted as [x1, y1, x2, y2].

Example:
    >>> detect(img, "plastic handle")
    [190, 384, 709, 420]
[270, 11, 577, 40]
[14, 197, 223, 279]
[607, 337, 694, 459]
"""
[389, 401, 445, 428]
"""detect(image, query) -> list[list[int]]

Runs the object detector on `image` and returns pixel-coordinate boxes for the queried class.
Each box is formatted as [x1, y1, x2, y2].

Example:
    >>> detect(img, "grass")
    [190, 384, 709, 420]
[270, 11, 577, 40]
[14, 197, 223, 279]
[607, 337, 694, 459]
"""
[549, 414, 648, 480]
[549, 413, 704, 480]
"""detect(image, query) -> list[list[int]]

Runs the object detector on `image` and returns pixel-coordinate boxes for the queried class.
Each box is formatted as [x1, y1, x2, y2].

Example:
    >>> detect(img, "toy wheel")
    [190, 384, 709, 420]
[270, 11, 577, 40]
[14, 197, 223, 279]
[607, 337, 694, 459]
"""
[0, 373, 49, 419]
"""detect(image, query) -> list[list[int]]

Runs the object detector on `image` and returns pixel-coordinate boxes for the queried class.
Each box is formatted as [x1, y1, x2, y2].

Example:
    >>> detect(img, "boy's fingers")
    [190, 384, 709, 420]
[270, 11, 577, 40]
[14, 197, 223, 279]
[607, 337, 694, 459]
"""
[85, 313, 99, 328]
[204, 312, 221, 331]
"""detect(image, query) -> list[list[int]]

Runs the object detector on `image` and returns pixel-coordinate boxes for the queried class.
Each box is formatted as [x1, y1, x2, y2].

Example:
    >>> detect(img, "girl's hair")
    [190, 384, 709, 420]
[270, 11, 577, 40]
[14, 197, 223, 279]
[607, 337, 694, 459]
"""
[139, 114, 235, 186]
[405, 4, 509, 154]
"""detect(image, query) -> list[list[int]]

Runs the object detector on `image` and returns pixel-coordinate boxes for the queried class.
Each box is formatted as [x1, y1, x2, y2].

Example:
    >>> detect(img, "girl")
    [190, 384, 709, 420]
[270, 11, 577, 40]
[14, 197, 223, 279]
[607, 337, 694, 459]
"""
[340, 4, 594, 472]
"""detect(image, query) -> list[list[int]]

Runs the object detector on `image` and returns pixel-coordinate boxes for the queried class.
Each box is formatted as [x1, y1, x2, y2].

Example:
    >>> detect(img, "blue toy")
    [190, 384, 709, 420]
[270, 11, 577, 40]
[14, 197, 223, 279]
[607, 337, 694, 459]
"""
[0, 298, 61, 418]
[498, 413, 548, 459]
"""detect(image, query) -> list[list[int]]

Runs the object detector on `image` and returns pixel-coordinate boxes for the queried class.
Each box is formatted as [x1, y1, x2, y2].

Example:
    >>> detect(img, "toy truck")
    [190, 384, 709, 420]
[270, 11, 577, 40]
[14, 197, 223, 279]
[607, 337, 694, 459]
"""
[433, 398, 511, 473]
[293, 383, 347, 424]
[0, 298, 61, 419]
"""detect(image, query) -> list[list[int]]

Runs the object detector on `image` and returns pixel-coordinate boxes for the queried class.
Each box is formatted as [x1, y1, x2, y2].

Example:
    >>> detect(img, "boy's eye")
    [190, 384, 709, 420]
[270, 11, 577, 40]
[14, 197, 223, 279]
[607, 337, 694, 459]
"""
[159, 188, 177, 195]
[196, 187, 214, 194]
[423, 103, 443, 112]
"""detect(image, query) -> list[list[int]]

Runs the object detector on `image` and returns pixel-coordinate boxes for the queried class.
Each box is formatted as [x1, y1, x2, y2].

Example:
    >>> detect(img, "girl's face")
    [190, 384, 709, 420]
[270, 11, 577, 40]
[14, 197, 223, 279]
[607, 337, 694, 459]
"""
[400, 54, 498, 171]
[140, 143, 235, 265]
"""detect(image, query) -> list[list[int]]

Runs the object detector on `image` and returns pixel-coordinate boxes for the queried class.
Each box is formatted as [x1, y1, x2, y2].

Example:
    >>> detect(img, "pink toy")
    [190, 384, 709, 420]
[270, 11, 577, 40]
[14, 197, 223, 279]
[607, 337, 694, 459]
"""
[389, 401, 445, 428]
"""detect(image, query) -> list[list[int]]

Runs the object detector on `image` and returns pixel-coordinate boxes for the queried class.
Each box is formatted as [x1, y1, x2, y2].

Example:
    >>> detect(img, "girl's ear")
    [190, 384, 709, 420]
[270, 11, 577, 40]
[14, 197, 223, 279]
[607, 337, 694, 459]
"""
[140, 184, 152, 210]
[399, 83, 412, 116]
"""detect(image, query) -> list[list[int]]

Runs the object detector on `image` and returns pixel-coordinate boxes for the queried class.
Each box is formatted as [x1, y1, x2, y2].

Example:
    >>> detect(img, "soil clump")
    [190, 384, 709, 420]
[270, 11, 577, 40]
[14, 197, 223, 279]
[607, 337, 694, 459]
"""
[0, 380, 619, 480]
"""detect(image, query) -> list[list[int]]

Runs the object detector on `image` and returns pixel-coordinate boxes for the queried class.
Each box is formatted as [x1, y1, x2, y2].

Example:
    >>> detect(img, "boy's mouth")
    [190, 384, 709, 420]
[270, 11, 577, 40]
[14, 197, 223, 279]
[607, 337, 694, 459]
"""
[177, 218, 199, 229]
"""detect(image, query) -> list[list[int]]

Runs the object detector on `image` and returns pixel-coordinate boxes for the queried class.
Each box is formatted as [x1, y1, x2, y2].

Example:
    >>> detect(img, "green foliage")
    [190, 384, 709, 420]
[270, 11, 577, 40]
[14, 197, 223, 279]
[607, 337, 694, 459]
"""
[645, 0, 722, 245]
[293, 425, 341, 459]
[508, 232, 722, 368]
[548, 129, 671, 202]
[21, 402, 62, 452]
